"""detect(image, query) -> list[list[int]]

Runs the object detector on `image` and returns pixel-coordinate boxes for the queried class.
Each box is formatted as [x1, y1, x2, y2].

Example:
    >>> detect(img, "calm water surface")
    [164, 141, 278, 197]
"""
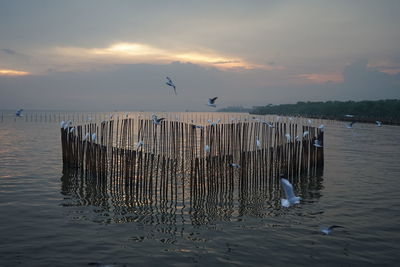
[1, 113, 399, 266]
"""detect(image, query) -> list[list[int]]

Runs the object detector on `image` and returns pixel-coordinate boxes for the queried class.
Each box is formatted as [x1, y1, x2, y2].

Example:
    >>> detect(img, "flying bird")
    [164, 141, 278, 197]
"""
[166, 77, 177, 95]
[344, 114, 354, 118]
[320, 225, 344, 235]
[280, 177, 301, 207]
[207, 97, 218, 107]
[15, 109, 24, 117]
[376, 121, 382, 127]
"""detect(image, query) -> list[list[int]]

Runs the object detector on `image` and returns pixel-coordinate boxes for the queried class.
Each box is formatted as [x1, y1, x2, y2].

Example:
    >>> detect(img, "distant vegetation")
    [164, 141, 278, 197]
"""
[219, 100, 400, 124]
[217, 106, 252, 113]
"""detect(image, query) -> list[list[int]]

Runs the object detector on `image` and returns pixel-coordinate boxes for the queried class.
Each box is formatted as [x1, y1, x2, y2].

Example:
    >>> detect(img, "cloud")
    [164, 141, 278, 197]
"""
[47, 42, 281, 72]
[1, 48, 17, 55]
[296, 73, 343, 84]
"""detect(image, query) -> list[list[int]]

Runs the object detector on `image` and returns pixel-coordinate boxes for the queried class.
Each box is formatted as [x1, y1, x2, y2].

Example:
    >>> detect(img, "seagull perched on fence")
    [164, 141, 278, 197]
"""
[314, 139, 323, 147]
[166, 77, 177, 95]
[16, 109, 24, 117]
[320, 225, 344, 235]
[135, 140, 144, 149]
[204, 145, 210, 153]
[280, 177, 301, 207]
[256, 139, 261, 148]
[263, 121, 275, 128]
[152, 117, 165, 125]
[207, 97, 218, 107]
[228, 163, 241, 168]
[346, 121, 356, 129]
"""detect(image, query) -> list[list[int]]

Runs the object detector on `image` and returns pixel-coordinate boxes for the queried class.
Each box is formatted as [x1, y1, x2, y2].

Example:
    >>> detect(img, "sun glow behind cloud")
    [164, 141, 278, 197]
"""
[51, 42, 277, 71]
[297, 73, 343, 84]
[0, 69, 30, 76]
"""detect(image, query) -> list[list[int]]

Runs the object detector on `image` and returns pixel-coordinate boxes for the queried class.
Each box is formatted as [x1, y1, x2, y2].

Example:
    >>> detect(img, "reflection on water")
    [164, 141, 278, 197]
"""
[60, 168, 324, 226]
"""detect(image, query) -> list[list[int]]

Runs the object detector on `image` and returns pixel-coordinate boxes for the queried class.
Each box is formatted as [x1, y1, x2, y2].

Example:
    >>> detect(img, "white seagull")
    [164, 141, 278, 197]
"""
[256, 139, 261, 148]
[346, 121, 356, 129]
[228, 163, 241, 168]
[152, 117, 165, 125]
[280, 178, 301, 207]
[314, 139, 323, 147]
[166, 77, 177, 95]
[344, 114, 354, 118]
[285, 133, 291, 142]
[135, 140, 144, 149]
[91, 133, 97, 142]
[320, 225, 344, 235]
[303, 131, 309, 137]
[376, 121, 382, 127]
[319, 124, 325, 130]
[15, 109, 24, 117]
[207, 97, 218, 107]
[204, 145, 210, 153]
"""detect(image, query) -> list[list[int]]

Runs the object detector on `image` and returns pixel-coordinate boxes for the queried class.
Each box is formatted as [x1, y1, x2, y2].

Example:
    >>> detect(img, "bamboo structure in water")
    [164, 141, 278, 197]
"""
[61, 115, 324, 207]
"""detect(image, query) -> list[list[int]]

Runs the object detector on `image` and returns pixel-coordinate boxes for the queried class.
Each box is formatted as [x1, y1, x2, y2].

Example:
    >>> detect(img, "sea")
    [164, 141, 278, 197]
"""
[0, 111, 399, 266]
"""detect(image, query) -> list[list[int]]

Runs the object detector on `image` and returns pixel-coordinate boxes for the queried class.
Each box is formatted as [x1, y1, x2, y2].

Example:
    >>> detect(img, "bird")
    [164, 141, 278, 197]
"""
[15, 109, 24, 117]
[228, 163, 241, 168]
[166, 77, 177, 95]
[207, 97, 218, 107]
[320, 225, 344, 235]
[307, 119, 312, 124]
[344, 114, 354, 118]
[204, 145, 210, 153]
[152, 117, 165, 125]
[346, 121, 356, 129]
[376, 121, 382, 127]
[295, 135, 301, 141]
[91, 133, 97, 142]
[256, 139, 261, 148]
[314, 139, 323, 147]
[319, 124, 325, 130]
[135, 140, 144, 149]
[280, 177, 301, 207]
[83, 133, 90, 141]
[192, 124, 204, 129]
[285, 133, 291, 142]
[263, 121, 275, 128]
[303, 131, 309, 137]
[69, 127, 75, 133]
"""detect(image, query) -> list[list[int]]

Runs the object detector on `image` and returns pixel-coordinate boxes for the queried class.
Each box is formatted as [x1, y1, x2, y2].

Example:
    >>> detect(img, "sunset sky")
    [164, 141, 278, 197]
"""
[1, 0, 399, 111]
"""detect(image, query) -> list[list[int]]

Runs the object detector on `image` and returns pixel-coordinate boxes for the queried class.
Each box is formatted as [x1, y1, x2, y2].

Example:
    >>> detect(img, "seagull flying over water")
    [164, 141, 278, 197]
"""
[376, 121, 382, 127]
[320, 225, 344, 235]
[280, 178, 301, 207]
[207, 97, 218, 107]
[166, 77, 177, 95]
[344, 114, 354, 118]
[16, 109, 24, 117]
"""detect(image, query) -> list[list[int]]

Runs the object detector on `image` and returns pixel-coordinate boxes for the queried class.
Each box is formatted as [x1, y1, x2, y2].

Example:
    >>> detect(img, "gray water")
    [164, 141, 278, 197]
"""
[1, 113, 400, 266]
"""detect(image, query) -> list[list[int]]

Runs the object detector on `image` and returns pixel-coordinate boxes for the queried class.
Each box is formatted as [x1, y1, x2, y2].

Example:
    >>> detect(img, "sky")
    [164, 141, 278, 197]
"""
[0, 0, 399, 111]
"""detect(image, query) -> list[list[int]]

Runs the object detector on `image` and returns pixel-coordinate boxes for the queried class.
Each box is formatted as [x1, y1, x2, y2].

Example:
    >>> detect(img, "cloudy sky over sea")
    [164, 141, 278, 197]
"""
[1, 0, 399, 111]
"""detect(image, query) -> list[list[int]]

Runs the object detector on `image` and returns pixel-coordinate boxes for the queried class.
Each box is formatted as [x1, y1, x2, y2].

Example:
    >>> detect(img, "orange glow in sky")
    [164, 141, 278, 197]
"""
[0, 69, 30, 76]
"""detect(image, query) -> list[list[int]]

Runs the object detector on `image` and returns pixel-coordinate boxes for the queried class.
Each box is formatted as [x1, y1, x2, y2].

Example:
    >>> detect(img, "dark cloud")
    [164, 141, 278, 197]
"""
[1, 48, 17, 55]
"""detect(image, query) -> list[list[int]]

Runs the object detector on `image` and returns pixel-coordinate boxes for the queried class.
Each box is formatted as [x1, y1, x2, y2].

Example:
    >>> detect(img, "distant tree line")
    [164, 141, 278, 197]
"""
[219, 99, 400, 124]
